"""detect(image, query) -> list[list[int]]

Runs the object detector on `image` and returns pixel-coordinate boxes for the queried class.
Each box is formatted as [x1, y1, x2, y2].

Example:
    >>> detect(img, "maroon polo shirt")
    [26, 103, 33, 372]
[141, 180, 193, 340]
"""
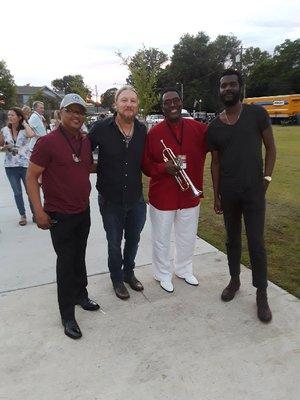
[30, 127, 92, 214]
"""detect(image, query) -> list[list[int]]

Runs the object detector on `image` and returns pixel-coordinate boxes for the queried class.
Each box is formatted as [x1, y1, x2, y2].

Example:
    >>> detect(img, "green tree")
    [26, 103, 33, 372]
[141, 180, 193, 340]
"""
[246, 59, 277, 97]
[0, 60, 16, 108]
[163, 33, 241, 112]
[272, 39, 300, 93]
[51, 75, 91, 99]
[235, 46, 271, 98]
[164, 32, 211, 110]
[118, 46, 168, 117]
[246, 39, 300, 96]
[241, 47, 271, 77]
[100, 87, 117, 111]
[210, 34, 241, 67]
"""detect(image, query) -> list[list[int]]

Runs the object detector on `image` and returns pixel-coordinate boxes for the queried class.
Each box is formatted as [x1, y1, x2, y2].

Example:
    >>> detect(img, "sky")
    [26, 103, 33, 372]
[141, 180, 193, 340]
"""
[1, 0, 299, 100]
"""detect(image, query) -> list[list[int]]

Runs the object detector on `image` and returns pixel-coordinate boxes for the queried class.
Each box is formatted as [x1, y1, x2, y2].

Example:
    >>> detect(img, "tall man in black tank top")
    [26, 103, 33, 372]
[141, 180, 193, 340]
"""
[207, 69, 276, 323]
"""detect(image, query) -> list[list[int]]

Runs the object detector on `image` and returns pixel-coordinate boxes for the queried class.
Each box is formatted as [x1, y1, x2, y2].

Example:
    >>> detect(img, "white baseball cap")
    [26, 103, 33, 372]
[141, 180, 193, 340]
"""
[60, 93, 87, 110]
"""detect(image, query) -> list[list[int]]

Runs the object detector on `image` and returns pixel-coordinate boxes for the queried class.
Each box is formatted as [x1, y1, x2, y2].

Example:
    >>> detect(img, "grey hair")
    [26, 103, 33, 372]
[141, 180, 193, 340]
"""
[32, 101, 44, 110]
[114, 85, 138, 102]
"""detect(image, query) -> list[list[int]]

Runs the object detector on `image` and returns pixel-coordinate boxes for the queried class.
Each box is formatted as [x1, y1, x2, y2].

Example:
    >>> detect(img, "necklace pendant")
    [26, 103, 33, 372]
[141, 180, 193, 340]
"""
[72, 154, 81, 163]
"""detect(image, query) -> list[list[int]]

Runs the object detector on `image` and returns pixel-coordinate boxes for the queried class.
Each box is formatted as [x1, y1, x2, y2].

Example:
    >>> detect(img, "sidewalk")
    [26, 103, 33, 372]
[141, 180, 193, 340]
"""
[0, 153, 299, 400]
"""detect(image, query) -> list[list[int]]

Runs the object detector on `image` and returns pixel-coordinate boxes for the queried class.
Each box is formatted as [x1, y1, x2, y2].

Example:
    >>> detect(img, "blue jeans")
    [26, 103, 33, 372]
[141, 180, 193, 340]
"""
[5, 167, 34, 217]
[99, 195, 147, 282]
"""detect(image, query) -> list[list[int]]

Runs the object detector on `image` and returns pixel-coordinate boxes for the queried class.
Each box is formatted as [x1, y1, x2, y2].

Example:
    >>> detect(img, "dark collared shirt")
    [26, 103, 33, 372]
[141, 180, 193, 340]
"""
[88, 116, 147, 204]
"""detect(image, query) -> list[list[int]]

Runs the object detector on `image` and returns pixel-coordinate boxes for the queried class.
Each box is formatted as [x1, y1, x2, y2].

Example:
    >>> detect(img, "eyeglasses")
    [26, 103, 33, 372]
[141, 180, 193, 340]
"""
[163, 97, 182, 107]
[63, 107, 86, 116]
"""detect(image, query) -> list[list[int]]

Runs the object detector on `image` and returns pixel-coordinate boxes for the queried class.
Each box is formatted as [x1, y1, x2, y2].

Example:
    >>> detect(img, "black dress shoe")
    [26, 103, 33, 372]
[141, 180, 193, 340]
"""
[221, 277, 241, 302]
[62, 319, 82, 339]
[256, 288, 272, 323]
[124, 275, 144, 291]
[78, 298, 100, 311]
[113, 281, 130, 300]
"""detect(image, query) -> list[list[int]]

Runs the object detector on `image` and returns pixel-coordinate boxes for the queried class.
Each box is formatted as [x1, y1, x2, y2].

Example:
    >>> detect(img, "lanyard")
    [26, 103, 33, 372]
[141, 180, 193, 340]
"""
[166, 119, 184, 146]
[60, 126, 83, 163]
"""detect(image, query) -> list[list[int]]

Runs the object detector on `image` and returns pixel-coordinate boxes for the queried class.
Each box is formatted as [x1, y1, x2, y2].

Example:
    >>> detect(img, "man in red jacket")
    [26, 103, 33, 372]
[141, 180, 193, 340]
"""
[143, 89, 207, 293]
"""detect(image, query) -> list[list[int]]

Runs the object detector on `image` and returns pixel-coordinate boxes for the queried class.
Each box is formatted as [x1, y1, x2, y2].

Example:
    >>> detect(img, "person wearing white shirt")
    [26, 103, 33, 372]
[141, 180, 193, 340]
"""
[0, 107, 36, 225]
[28, 101, 47, 151]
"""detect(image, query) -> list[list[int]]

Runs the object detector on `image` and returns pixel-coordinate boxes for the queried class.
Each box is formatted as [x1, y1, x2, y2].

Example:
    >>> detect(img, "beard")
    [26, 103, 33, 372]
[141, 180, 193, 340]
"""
[220, 90, 241, 107]
[117, 108, 137, 123]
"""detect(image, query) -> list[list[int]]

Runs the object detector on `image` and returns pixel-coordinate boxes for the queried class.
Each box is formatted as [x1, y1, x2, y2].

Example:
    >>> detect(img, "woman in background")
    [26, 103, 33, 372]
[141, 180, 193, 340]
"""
[22, 105, 32, 122]
[50, 109, 61, 131]
[0, 107, 36, 225]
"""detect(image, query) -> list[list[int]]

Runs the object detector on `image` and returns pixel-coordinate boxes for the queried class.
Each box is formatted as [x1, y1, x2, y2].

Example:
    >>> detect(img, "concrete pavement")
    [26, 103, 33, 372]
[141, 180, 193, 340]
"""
[0, 153, 299, 400]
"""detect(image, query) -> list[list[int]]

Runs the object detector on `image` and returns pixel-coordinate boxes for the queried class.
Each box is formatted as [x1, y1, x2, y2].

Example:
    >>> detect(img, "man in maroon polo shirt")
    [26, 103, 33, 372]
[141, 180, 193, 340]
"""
[26, 93, 100, 340]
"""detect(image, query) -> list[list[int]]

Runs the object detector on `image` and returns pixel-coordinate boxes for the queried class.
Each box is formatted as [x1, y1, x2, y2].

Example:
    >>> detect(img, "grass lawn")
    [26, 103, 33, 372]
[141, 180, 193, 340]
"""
[143, 125, 300, 298]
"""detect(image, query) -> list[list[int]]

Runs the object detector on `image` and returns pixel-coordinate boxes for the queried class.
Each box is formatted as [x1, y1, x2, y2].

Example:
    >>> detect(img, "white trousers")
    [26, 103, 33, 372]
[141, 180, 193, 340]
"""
[149, 204, 200, 282]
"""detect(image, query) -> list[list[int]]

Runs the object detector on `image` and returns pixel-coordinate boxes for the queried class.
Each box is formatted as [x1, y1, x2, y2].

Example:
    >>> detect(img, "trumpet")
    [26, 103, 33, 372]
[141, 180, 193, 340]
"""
[160, 139, 202, 198]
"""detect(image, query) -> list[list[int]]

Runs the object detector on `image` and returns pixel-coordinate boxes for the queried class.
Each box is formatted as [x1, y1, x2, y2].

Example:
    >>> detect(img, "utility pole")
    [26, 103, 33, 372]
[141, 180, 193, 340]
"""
[95, 85, 98, 102]
[236, 46, 246, 99]
[176, 82, 183, 102]
[94, 85, 100, 113]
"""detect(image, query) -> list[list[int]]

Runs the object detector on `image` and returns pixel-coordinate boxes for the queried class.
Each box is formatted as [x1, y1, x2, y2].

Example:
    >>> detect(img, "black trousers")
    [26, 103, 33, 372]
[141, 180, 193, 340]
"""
[49, 207, 90, 320]
[221, 185, 267, 289]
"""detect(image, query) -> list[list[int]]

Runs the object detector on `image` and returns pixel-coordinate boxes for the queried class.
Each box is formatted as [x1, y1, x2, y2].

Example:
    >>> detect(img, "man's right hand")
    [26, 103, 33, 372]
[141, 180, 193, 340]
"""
[35, 211, 52, 230]
[3, 143, 13, 151]
[214, 197, 223, 215]
[165, 160, 180, 176]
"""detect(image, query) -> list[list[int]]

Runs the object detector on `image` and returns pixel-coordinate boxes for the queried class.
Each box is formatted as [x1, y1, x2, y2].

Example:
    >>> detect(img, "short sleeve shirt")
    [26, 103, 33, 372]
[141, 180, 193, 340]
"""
[30, 127, 92, 214]
[207, 104, 270, 191]
[28, 112, 47, 151]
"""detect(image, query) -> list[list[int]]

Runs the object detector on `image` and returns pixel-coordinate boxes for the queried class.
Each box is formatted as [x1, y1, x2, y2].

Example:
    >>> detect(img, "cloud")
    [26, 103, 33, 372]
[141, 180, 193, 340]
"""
[249, 19, 300, 29]
[1, 0, 299, 94]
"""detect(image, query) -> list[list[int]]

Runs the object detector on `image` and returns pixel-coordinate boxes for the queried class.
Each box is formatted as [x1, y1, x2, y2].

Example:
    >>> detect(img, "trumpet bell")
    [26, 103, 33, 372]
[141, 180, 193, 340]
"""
[160, 139, 202, 198]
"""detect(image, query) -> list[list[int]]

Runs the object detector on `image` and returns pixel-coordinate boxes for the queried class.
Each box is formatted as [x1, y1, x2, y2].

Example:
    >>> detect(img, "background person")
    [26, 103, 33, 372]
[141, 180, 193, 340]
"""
[28, 101, 47, 151]
[89, 85, 147, 300]
[50, 109, 61, 131]
[0, 107, 35, 225]
[207, 69, 276, 323]
[142, 88, 207, 293]
[22, 105, 32, 122]
[26, 93, 100, 340]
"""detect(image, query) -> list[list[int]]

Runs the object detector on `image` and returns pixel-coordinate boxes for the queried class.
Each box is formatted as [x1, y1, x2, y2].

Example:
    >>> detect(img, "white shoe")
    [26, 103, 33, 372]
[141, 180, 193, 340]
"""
[153, 276, 174, 293]
[160, 280, 174, 293]
[176, 274, 199, 286]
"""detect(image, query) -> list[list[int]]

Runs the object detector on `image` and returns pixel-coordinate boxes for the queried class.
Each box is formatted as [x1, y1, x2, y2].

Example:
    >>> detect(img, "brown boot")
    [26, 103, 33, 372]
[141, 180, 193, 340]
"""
[256, 288, 272, 323]
[112, 281, 130, 300]
[221, 277, 240, 302]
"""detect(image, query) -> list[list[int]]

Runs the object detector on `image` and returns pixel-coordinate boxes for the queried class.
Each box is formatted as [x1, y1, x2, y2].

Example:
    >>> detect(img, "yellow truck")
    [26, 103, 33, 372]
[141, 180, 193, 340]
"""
[243, 94, 300, 124]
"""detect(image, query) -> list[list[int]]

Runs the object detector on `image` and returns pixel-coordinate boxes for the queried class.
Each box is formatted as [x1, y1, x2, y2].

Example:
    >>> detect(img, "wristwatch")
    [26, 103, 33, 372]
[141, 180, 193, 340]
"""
[264, 176, 272, 182]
